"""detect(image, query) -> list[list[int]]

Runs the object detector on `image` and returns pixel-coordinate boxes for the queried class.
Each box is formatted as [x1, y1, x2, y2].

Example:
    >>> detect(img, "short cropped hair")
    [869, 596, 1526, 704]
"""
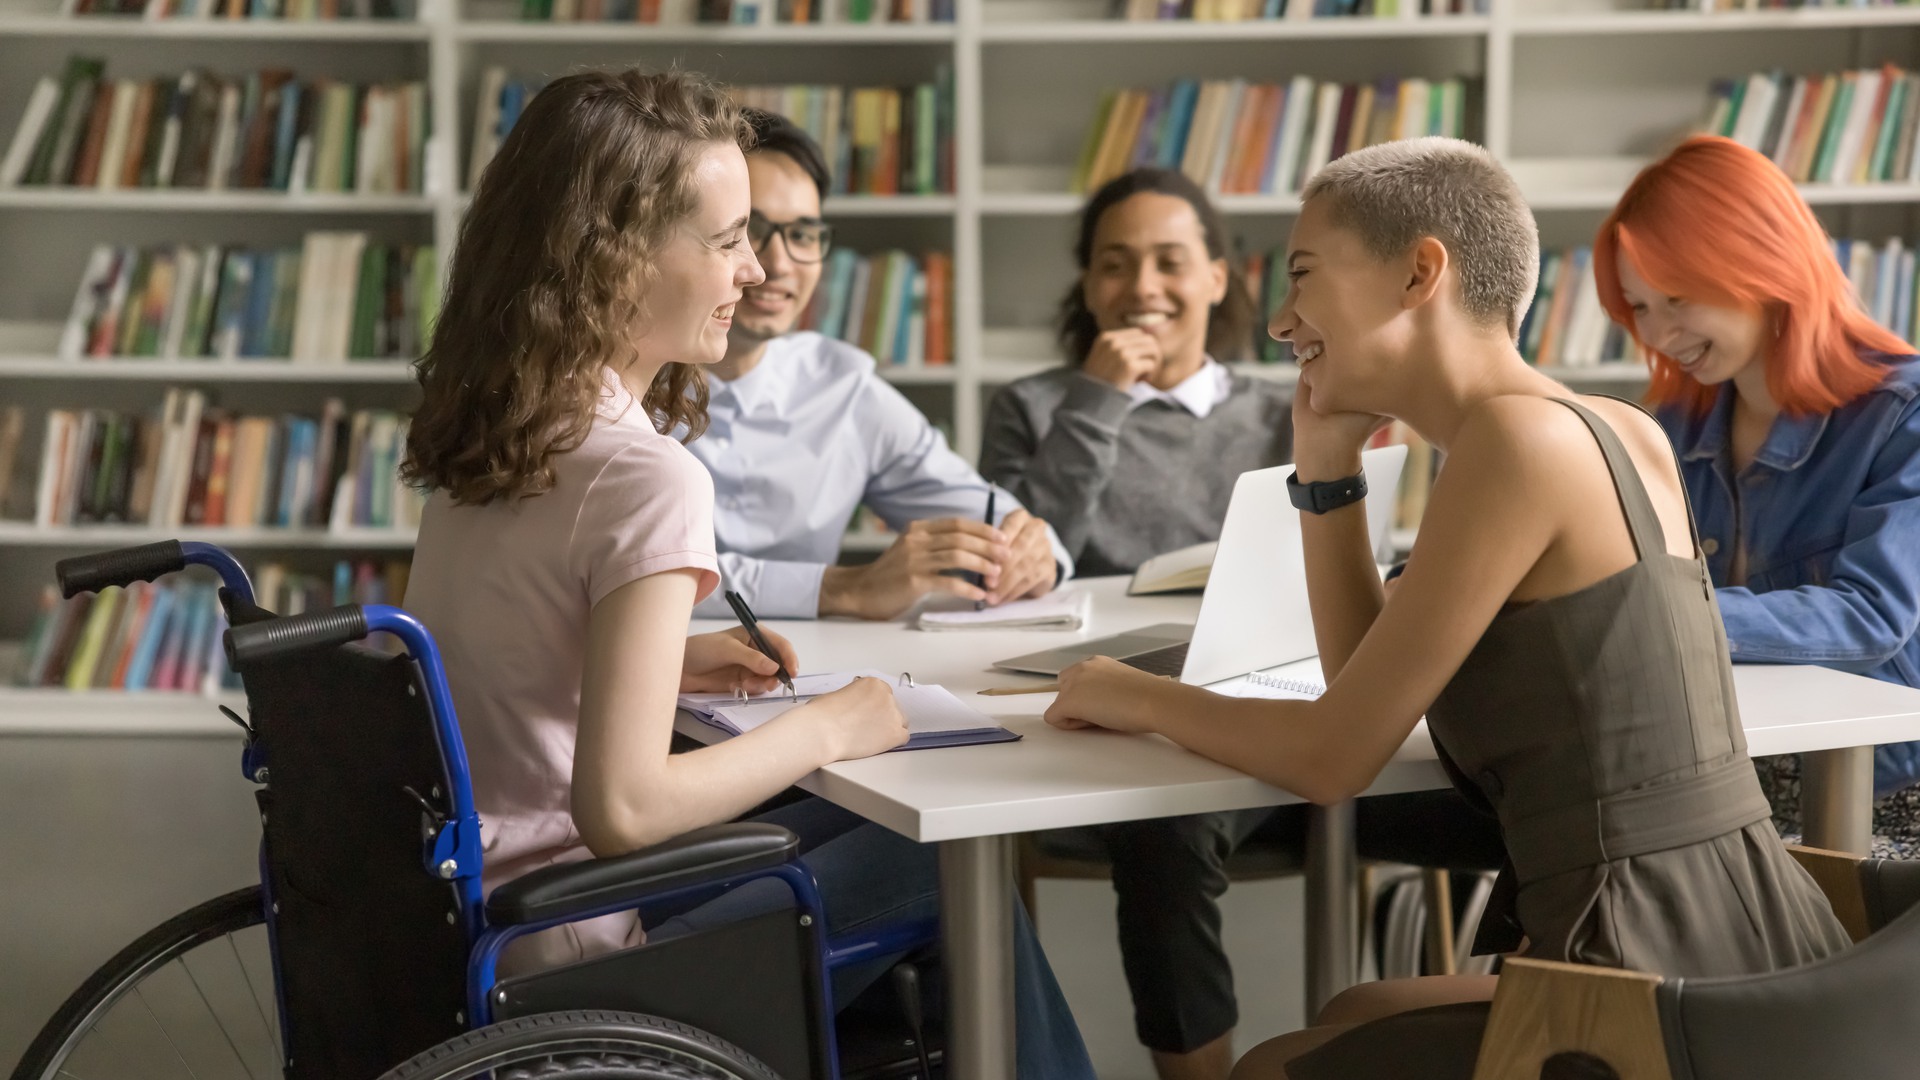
[742, 107, 831, 199]
[1303, 137, 1538, 334]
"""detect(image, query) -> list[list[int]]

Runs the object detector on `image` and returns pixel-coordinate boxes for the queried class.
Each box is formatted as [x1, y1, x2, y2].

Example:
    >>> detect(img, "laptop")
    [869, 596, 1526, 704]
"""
[992, 444, 1409, 684]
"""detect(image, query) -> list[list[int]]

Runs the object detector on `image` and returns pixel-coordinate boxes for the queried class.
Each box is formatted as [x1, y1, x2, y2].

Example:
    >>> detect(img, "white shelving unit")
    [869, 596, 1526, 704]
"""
[3, 0, 1919, 705]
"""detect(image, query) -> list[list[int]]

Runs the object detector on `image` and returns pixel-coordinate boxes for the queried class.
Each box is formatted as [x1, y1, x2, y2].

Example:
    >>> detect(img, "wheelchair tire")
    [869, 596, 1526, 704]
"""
[379, 1010, 785, 1080]
[10, 885, 269, 1080]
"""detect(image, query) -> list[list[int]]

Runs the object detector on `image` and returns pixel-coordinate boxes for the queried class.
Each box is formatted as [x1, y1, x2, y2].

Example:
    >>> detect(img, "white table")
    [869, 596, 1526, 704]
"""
[684, 576, 1920, 1078]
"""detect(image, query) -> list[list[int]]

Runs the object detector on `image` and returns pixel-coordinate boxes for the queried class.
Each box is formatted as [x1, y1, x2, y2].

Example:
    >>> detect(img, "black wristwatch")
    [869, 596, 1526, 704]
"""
[1287, 470, 1367, 514]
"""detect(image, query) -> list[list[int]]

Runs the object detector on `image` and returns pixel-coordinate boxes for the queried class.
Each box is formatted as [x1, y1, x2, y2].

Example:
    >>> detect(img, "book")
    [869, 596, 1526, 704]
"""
[1127, 541, 1220, 596]
[915, 591, 1091, 631]
[680, 671, 1021, 750]
[1, 77, 61, 187]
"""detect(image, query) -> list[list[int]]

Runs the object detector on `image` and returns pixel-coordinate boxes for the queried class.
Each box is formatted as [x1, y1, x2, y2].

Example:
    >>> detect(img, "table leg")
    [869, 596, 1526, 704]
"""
[1305, 800, 1357, 1019]
[940, 834, 1016, 1079]
[1801, 746, 1874, 855]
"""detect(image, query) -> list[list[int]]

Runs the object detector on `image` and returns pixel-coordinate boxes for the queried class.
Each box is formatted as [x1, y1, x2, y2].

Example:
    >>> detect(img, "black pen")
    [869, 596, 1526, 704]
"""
[976, 487, 997, 612]
[723, 589, 796, 699]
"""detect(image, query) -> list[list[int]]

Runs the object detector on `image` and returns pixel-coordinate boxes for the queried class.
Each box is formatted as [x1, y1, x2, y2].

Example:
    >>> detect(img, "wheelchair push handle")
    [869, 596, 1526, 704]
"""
[225, 604, 369, 666]
[56, 540, 188, 598]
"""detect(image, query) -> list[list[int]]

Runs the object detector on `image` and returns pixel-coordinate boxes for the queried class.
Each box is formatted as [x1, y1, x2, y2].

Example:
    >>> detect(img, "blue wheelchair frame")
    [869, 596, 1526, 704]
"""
[166, 540, 938, 1079]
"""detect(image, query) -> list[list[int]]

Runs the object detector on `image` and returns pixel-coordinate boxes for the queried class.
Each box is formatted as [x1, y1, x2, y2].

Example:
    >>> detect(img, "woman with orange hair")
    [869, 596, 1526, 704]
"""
[1595, 134, 1920, 845]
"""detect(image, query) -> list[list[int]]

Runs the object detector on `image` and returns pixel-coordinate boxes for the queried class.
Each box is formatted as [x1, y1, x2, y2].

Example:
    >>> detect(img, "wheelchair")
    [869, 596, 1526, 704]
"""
[13, 541, 945, 1080]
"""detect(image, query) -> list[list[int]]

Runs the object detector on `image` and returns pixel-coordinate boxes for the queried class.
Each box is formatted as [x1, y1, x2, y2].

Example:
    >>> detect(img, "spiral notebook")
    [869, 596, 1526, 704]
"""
[1211, 671, 1326, 702]
[678, 670, 1022, 752]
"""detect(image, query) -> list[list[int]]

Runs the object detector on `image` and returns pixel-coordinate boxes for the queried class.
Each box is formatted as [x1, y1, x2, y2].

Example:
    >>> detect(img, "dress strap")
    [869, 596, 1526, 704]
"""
[1547, 397, 1667, 562]
[1589, 393, 1708, 559]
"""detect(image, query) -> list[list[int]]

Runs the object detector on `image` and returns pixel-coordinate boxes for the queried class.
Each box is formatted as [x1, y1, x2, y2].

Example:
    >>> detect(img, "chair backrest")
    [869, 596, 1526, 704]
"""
[227, 596, 473, 1080]
[1655, 863, 1920, 1080]
[1861, 857, 1920, 933]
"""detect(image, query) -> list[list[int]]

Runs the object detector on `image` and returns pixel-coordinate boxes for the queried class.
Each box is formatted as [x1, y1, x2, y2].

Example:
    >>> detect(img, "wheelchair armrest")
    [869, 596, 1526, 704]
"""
[486, 823, 801, 927]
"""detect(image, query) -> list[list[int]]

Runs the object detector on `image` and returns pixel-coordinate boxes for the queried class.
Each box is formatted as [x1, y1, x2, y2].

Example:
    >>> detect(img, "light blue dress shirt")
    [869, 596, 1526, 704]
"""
[686, 332, 1073, 619]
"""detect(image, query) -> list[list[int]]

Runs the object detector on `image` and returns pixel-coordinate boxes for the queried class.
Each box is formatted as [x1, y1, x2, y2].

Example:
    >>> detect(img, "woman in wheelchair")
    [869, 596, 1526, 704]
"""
[1042, 138, 1853, 1078]
[397, 69, 1093, 1074]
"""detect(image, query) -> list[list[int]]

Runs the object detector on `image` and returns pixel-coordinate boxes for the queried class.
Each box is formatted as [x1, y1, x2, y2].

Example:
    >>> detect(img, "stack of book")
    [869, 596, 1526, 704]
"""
[799, 249, 951, 366]
[12, 556, 411, 695]
[469, 74, 955, 196]
[32, 391, 423, 532]
[1834, 237, 1920, 350]
[516, 0, 951, 20]
[0, 56, 430, 194]
[67, 0, 416, 16]
[1075, 75, 1475, 195]
[731, 78, 955, 196]
[1703, 64, 1920, 186]
[1520, 247, 1634, 370]
[60, 237, 437, 363]
[1112, 0, 1485, 18]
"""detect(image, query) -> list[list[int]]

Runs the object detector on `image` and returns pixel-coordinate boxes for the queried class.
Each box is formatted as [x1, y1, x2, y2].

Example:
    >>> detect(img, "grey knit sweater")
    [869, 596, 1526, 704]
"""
[980, 366, 1295, 578]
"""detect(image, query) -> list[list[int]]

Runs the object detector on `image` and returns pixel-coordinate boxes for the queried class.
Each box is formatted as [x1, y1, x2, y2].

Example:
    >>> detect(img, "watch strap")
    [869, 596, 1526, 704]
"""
[1287, 470, 1367, 515]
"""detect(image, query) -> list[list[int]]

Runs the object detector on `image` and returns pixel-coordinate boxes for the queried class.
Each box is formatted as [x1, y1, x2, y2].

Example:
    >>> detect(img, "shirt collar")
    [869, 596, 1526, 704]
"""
[1126, 357, 1233, 419]
[706, 336, 800, 419]
[596, 364, 639, 425]
[1678, 381, 1828, 472]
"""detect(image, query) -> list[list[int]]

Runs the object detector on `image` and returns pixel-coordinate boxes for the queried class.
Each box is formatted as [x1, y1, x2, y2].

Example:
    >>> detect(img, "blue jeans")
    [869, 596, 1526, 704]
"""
[650, 797, 1095, 1079]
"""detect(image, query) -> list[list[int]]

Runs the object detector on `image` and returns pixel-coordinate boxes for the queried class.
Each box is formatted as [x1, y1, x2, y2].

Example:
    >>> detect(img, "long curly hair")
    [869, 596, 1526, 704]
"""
[404, 68, 751, 505]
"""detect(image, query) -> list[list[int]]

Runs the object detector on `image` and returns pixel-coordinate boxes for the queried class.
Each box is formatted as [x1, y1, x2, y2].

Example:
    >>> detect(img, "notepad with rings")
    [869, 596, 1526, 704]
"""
[1210, 671, 1327, 701]
[677, 670, 1023, 752]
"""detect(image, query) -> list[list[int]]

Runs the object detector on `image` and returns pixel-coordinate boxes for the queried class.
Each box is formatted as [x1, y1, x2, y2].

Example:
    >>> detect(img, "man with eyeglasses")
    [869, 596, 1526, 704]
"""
[688, 108, 1072, 620]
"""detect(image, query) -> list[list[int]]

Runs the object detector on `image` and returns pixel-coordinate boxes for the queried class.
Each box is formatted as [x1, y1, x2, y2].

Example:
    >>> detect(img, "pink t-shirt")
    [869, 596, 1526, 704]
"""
[405, 369, 719, 972]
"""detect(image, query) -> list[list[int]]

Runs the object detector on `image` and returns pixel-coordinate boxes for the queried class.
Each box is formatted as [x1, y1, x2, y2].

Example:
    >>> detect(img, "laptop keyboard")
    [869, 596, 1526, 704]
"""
[1123, 642, 1189, 677]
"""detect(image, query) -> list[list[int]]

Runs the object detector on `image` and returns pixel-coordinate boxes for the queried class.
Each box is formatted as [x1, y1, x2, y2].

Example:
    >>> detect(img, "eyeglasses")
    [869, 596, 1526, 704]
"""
[748, 212, 834, 264]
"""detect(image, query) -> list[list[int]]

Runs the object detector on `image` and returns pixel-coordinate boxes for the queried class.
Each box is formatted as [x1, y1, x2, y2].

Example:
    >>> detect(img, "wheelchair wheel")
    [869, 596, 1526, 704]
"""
[11, 886, 279, 1080]
[381, 1010, 783, 1080]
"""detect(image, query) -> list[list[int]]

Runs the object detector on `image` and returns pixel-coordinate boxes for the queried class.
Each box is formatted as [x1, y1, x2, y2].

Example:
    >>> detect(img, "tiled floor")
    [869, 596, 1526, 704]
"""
[1035, 876, 1308, 1079]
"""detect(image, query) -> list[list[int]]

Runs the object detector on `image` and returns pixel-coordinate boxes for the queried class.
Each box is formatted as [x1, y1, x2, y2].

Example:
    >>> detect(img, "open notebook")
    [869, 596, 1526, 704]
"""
[1127, 541, 1218, 596]
[678, 671, 1021, 752]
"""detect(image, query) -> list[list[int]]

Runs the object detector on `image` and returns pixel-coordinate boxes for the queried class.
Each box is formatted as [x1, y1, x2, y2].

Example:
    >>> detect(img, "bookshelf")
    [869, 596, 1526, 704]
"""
[4, 0, 1920, 714]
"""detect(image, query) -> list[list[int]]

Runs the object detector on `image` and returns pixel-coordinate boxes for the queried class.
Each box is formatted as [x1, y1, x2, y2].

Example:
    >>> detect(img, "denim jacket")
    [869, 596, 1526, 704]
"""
[1657, 355, 1920, 797]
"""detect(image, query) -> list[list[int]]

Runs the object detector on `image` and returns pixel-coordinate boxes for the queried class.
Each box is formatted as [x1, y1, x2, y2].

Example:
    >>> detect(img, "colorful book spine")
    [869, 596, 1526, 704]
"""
[58, 237, 434, 363]
[1074, 74, 1475, 195]
[1707, 64, 1920, 186]
[9, 557, 413, 695]
[26, 393, 424, 531]
[1115, 0, 1486, 18]
[795, 248, 950, 365]
[8, 55, 428, 195]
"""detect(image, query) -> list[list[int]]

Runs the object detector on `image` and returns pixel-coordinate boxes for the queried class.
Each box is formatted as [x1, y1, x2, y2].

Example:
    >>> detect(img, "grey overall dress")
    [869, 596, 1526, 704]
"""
[1292, 398, 1850, 1079]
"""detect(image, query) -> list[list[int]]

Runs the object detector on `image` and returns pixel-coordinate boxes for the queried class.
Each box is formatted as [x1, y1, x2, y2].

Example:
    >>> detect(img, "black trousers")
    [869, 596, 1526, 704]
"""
[1070, 805, 1311, 1054]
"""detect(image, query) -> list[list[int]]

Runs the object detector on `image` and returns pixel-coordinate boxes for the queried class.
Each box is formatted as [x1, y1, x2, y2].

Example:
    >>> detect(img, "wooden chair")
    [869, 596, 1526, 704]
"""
[1470, 846, 1920, 1080]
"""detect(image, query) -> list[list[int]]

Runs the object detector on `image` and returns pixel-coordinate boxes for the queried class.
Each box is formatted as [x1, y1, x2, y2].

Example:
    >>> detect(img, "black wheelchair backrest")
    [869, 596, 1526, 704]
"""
[226, 596, 471, 1080]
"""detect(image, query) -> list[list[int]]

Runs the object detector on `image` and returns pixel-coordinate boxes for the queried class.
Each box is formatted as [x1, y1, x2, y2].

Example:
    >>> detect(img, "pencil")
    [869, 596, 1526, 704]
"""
[976, 682, 1060, 696]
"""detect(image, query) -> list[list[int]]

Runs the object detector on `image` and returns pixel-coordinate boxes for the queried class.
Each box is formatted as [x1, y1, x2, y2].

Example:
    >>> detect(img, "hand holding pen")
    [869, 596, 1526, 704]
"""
[973, 487, 997, 611]
[724, 589, 798, 700]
